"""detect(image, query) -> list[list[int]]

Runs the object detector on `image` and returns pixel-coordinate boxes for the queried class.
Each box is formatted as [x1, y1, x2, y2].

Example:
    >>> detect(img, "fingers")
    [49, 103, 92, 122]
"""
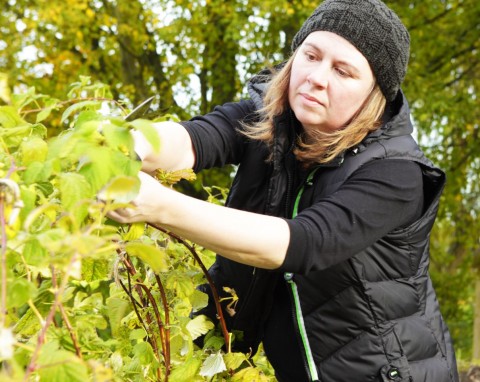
[106, 207, 138, 224]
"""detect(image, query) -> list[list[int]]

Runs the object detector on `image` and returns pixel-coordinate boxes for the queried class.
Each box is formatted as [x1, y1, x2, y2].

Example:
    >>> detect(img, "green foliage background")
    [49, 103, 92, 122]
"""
[1, 0, 479, 379]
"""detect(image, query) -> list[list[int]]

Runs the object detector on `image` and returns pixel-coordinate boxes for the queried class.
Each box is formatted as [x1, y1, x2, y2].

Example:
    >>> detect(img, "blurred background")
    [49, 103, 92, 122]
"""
[1, 0, 479, 374]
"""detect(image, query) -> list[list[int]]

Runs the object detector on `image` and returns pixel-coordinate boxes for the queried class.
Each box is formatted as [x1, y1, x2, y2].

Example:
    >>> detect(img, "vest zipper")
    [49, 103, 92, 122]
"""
[284, 272, 319, 382]
[285, 167, 321, 382]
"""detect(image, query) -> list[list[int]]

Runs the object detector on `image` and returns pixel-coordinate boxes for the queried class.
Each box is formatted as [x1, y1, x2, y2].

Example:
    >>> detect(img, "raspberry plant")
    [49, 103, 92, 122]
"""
[0, 77, 273, 381]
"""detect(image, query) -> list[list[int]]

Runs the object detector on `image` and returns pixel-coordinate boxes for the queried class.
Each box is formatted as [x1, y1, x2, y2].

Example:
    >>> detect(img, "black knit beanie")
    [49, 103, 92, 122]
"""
[291, 0, 410, 101]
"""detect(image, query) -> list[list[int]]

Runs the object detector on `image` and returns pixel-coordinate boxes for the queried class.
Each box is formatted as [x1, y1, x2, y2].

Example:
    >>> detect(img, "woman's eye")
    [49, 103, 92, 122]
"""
[305, 52, 316, 61]
[335, 67, 350, 77]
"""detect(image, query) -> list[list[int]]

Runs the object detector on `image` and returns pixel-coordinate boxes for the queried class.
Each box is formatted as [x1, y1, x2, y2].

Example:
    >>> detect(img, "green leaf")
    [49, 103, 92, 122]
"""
[230, 366, 269, 381]
[169, 357, 202, 382]
[224, 352, 247, 371]
[7, 278, 37, 309]
[166, 272, 195, 298]
[199, 352, 227, 378]
[61, 100, 101, 123]
[76, 152, 111, 193]
[125, 242, 169, 273]
[19, 136, 48, 165]
[36, 99, 59, 123]
[102, 122, 133, 152]
[123, 222, 145, 241]
[23, 238, 48, 267]
[190, 289, 209, 312]
[129, 328, 147, 341]
[97, 175, 139, 204]
[22, 161, 53, 185]
[133, 342, 155, 365]
[81, 258, 111, 282]
[58, 172, 93, 211]
[106, 297, 131, 338]
[0, 105, 26, 128]
[37, 342, 89, 382]
[19, 185, 38, 222]
[129, 119, 161, 153]
[203, 335, 225, 351]
[186, 315, 214, 340]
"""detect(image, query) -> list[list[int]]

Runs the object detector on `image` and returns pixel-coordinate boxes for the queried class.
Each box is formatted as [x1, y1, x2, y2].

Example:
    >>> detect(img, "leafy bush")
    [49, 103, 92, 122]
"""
[0, 77, 274, 381]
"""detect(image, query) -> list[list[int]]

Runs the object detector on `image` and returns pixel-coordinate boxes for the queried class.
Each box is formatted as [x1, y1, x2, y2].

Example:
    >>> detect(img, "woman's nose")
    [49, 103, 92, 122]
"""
[306, 63, 329, 88]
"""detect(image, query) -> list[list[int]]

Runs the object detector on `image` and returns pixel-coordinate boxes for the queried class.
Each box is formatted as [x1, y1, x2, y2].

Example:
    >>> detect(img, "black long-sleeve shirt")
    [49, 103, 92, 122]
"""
[181, 100, 424, 275]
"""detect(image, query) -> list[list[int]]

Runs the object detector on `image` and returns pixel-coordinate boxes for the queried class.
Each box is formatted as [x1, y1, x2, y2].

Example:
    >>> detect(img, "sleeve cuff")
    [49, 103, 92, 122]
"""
[277, 219, 310, 274]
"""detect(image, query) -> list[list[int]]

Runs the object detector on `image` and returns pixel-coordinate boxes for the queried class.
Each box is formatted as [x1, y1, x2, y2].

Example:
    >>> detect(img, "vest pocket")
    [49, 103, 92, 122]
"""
[378, 324, 412, 382]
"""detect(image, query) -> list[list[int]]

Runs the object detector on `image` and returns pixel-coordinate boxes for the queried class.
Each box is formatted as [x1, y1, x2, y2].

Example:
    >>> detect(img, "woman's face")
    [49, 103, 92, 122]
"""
[289, 31, 375, 134]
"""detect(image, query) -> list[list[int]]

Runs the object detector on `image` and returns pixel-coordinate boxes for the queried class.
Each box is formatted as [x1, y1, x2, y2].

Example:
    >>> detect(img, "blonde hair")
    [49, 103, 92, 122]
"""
[242, 54, 387, 167]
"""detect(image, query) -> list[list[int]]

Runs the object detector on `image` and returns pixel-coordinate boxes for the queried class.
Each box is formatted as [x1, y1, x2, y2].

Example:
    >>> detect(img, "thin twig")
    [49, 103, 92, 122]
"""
[19, 97, 127, 117]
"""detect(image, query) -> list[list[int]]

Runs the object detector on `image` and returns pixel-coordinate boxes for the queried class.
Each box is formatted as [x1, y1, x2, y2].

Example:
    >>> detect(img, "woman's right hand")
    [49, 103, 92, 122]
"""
[131, 121, 195, 174]
[106, 171, 170, 225]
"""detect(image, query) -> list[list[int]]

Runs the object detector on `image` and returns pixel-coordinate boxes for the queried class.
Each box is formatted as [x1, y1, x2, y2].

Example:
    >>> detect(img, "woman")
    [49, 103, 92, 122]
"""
[108, 0, 459, 380]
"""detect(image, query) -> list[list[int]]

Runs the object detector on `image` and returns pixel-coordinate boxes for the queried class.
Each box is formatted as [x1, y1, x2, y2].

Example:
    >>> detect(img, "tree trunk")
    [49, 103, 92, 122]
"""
[474, 279, 480, 361]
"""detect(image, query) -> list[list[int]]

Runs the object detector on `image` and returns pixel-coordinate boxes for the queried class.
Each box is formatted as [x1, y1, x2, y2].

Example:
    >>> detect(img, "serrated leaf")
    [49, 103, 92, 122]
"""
[186, 315, 214, 340]
[133, 342, 155, 365]
[22, 161, 52, 185]
[19, 136, 48, 165]
[129, 119, 161, 152]
[0, 105, 26, 128]
[166, 272, 194, 298]
[230, 366, 269, 381]
[36, 99, 58, 123]
[78, 147, 117, 193]
[199, 352, 227, 378]
[224, 352, 248, 371]
[58, 172, 93, 211]
[23, 238, 48, 266]
[129, 328, 147, 341]
[23, 203, 60, 231]
[37, 342, 89, 382]
[82, 258, 110, 282]
[6, 278, 37, 309]
[61, 100, 100, 123]
[204, 335, 225, 351]
[155, 168, 196, 186]
[169, 357, 202, 382]
[190, 289, 209, 312]
[106, 297, 131, 338]
[97, 175, 139, 204]
[124, 242, 168, 273]
[123, 222, 145, 241]
[102, 122, 132, 151]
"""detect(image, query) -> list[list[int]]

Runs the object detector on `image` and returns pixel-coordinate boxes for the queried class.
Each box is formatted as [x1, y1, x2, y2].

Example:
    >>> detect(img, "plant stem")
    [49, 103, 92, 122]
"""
[148, 223, 231, 353]
[119, 255, 164, 381]
[23, 253, 81, 381]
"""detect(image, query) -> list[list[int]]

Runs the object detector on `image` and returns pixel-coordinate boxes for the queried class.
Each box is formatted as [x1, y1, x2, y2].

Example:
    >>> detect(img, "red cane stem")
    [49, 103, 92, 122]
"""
[147, 223, 231, 353]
